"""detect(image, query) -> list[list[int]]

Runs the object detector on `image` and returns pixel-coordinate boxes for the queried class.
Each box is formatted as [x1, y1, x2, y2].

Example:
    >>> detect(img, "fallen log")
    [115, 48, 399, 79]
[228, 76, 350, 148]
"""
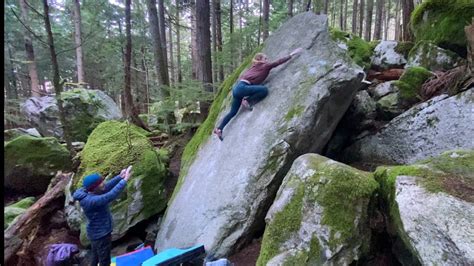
[367, 68, 404, 81]
[4, 172, 73, 265]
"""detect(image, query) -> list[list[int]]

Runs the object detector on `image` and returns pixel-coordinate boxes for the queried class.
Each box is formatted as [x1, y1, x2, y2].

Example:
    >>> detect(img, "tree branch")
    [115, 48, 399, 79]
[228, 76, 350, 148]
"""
[24, 0, 45, 18]
[10, 8, 49, 47]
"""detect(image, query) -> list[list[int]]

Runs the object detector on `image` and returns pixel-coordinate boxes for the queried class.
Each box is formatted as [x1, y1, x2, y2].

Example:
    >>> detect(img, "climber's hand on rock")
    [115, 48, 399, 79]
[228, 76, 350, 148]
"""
[123, 165, 133, 181]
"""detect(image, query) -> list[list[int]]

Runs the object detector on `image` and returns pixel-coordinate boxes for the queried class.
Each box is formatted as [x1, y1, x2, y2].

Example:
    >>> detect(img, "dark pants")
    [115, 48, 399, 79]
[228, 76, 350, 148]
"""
[218, 81, 268, 130]
[90, 233, 111, 266]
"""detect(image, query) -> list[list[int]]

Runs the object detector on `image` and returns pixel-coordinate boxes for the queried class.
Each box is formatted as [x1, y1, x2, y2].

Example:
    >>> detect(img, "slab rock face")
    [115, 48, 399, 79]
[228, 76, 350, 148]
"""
[375, 150, 474, 265]
[342, 88, 474, 165]
[21, 88, 122, 142]
[257, 154, 378, 266]
[154, 12, 364, 257]
[66, 121, 169, 245]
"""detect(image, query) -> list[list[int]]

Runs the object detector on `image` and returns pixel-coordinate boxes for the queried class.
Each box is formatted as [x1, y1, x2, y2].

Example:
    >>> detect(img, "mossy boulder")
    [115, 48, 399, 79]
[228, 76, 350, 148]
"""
[257, 154, 378, 265]
[155, 13, 364, 257]
[330, 28, 375, 70]
[4, 197, 36, 230]
[376, 92, 405, 120]
[4, 128, 41, 141]
[343, 88, 474, 165]
[406, 41, 465, 71]
[4, 135, 72, 194]
[21, 88, 122, 142]
[374, 150, 474, 265]
[410, 0, 474, 57]
[371, 41, 408, 70]
[393, 66, 433, 106]
[69, 121, 169, 244]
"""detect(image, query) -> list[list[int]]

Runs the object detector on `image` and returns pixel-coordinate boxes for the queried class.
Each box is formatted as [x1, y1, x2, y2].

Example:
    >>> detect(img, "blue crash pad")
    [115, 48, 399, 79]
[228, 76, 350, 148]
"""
[142, 245, 205, 266]
[114, 246, 154, 266]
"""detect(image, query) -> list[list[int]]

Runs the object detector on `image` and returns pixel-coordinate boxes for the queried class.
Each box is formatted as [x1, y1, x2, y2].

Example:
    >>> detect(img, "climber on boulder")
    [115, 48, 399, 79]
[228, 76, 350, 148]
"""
[72, 165, 132, 266]
[213, 47, 303, 141]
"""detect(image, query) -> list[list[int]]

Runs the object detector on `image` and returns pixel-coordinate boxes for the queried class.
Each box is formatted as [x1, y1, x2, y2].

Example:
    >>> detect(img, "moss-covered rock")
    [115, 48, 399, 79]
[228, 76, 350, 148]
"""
[4, 197, 36, 230]
[257, 154, 378, 266]
[330, 28, 375, 69]
[406, 41, 465, 71]
[375, 150, 474, 265]
[393, 66, 433, 105]
[410, 0, 474, 57]
[4, 135, 72, 194]
[4, 128, 41, 141]
[71, 121, 169, 244]
[21, 88, 122, 142]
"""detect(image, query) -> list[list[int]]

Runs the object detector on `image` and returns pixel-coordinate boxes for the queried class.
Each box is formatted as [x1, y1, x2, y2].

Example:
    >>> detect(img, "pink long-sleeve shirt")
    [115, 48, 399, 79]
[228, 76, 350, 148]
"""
[239, 55, 292, 85]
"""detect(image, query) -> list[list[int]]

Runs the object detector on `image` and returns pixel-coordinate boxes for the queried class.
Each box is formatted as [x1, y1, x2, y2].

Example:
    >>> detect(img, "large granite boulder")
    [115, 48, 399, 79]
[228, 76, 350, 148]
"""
[371, 41, 408, 70]
[4, 136, 72, 194]
[406, 41, 465, 71]
[21, 88, 122, 142]
[375, 150, 474, 265]
[342, 88, 474, 165]
[257, 154, 378, 265]
[154, 12, 364, 257]
[4, 197, 36, 230]
[65, 121, 169, 245]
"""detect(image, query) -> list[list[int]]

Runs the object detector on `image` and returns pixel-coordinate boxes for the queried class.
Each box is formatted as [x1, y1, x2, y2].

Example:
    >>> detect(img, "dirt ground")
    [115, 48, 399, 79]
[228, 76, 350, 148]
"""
[227, 238, 262, 266]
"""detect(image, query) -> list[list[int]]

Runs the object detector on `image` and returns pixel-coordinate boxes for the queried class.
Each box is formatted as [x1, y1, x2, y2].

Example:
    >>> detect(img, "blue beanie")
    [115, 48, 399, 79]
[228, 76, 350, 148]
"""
[83, 173, 103, 191]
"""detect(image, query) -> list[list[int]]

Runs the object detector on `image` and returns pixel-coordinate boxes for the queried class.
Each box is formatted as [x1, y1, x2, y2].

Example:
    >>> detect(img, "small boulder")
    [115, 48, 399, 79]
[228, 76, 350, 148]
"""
[4, 136, 72, 194]
[257, 154, 378, 266]
[4, 128, 41, 141]
[371, 41, 408, 70]
[368, 81, 398, 101]
[406, 41, 465, 71]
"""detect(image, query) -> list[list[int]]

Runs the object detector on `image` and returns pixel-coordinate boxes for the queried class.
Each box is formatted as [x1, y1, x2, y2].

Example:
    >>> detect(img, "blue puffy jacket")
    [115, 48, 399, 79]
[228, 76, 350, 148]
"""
[72, 175, 127, 240]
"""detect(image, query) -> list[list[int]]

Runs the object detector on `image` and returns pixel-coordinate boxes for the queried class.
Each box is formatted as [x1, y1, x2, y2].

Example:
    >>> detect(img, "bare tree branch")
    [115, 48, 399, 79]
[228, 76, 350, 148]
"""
[10, 8, 49, 47]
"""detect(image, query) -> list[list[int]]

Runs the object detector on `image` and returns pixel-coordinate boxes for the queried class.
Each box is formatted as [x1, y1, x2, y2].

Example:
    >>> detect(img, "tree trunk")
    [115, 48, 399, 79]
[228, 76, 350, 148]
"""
[331, 0, 336, 27]
[43, 0, 73, 154]
[365, 0, 374, 41]
[374, 0, 384, 39]
[339, 0, 344, 30]
[401, 0, 414, 41]
[158, 0, 169, 77]
[168, 13, 175, 85]
[352, 0, 359, 33]
[196, 0, 213, 119]
[146, 0, 170, 97]
[18, 0, 41, 97]
[306, 0, 312, 11]
[214, 0, 224, 82]
[288, 0, 293, 17]
[258, 0, 262, 45]
[73, 0, 85, 85]
[176, 0, 182, 83]
[359, 0, 365, 37]
[191, 0, 198, 78]
[384, 0, 391, 39]
[395, 0, 401, 41]
[262, 0, 269, 41]
[5, 41, 19, 100]
[211, 0, 217, 85]
[324, 0, 329, 14]
[344, 0, 348, 30]
[124, 0, 148, 130]
[239, 0, 243, 63]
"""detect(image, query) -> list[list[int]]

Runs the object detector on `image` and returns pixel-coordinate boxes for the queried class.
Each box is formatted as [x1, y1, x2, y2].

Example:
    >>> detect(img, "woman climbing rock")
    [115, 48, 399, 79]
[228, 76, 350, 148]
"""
[214, 47, 303, 141]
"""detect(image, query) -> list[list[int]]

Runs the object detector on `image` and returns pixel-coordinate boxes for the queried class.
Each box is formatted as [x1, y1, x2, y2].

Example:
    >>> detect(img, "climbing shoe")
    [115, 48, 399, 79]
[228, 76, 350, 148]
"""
[241, 97, 253, 111]
[213, 128, 223, 141]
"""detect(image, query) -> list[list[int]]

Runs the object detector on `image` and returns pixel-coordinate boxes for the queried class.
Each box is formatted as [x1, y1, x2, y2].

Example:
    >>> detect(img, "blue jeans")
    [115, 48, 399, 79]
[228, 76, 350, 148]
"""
[90, 233, 111, 266]
[218, 81, 268, 130]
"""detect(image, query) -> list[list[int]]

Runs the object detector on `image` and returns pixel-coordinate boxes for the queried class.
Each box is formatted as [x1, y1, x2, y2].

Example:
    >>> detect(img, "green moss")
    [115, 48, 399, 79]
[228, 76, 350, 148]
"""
[75, 121, 155, 187]
[284, 105, 305, 121]
[394, 67, 432, 102]
[394, 42, 415, 57]
[257, 182, 305, 266]
[170, 48, 261, 204]
[309, 158, 379, 248]
[329, 28, 374, 69]
[411, 0, 474, 56]
[4, 197, 36, 229]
